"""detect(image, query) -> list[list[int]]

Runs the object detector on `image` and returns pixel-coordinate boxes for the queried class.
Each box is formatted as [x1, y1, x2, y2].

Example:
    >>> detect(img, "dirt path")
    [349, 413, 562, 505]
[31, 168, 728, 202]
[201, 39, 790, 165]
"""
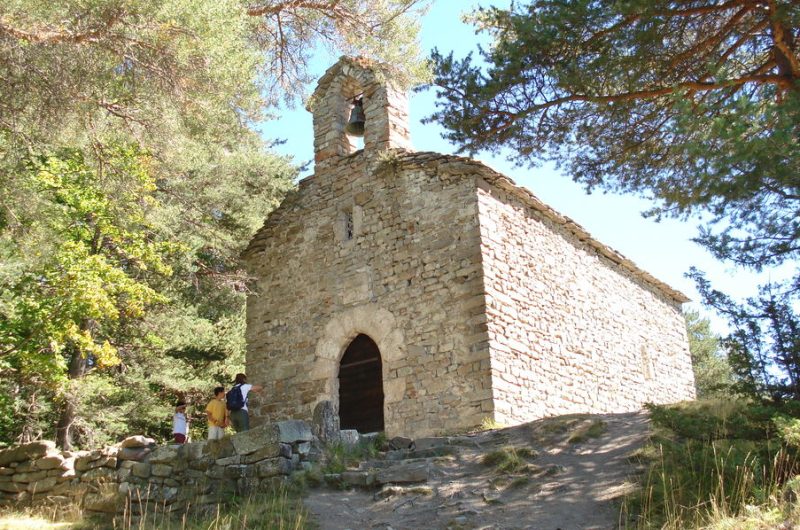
[304, 411, 650, 530]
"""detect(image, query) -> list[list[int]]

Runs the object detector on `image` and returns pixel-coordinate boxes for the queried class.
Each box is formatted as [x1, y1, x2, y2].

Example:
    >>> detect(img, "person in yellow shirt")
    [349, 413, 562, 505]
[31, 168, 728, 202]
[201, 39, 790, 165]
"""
[205, 386, 228, 440]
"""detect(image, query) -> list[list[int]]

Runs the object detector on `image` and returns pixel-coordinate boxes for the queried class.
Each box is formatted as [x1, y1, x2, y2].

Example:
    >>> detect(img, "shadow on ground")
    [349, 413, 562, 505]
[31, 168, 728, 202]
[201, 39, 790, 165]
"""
[304, 411, 650, 530]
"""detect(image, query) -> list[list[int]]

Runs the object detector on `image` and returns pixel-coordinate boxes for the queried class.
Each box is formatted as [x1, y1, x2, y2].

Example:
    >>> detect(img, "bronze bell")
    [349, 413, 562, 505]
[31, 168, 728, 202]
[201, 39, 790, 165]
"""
[346, 98, 365, 137]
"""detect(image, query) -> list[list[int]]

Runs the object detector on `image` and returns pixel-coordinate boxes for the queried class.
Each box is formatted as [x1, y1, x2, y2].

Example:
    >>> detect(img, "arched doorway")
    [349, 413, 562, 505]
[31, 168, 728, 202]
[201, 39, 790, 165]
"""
[338, 334, 384, 433]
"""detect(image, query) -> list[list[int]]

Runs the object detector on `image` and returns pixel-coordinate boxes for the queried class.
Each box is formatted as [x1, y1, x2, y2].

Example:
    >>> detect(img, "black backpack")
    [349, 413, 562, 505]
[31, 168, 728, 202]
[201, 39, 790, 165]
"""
[226, 384, 245, 411]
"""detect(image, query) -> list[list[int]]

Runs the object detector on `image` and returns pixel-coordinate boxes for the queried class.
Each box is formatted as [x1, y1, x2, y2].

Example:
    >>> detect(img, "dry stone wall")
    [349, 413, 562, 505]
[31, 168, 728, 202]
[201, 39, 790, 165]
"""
[475, 179, 696, 425]
[0, 421, 314, 521]
[244, 152, 494, 438]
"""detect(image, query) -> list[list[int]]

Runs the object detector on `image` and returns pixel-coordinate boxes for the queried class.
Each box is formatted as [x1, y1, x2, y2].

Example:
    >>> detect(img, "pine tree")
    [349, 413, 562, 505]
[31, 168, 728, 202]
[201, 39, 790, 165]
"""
[685, 310, 733, 398]
[426, 0, 800, 400]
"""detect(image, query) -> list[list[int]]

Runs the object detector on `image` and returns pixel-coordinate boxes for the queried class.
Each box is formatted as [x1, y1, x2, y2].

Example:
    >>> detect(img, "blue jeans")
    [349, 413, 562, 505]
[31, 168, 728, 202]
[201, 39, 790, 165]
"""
[230, 409, 250, 432]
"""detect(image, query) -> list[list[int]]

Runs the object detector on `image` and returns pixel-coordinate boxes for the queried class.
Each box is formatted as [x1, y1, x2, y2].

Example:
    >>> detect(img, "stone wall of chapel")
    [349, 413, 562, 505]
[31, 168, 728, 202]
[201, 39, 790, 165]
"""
[475, 179, 695, 425]
[245, 154, 493, 438]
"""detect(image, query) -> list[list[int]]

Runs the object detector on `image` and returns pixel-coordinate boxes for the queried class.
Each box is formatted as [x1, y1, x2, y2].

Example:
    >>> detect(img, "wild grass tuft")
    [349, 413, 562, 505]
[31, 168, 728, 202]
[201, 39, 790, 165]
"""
[322, 434, 385, 475]
[2, 482, 312, 530]
[480, 417, 508, 431]
[482, 446, 537, 474]
[137, 483, 310, 530]
[509, 476, 532, 488]
[0, 502, 86, 529]
[567, 420, 607, 444]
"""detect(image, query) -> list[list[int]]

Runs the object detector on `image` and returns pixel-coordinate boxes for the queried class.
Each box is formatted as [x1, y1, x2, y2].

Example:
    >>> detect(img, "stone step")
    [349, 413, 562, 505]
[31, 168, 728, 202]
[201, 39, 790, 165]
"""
[332, 460, 432, 489]
[385, 445, 459, 461]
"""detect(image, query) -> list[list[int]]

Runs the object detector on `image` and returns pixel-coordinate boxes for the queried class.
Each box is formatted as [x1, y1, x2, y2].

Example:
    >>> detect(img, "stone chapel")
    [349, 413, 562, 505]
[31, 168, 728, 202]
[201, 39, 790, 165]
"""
[242, 57, 696, 439]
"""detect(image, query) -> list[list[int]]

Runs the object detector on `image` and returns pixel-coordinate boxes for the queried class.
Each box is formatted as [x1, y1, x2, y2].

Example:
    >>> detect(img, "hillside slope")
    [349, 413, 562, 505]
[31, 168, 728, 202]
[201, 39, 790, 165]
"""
[304, 411, 650, 530]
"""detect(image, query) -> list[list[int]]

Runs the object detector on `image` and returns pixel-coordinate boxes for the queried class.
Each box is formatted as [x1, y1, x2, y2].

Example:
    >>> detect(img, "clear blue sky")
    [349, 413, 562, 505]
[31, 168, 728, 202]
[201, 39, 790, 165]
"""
[259, 1, 775, 333]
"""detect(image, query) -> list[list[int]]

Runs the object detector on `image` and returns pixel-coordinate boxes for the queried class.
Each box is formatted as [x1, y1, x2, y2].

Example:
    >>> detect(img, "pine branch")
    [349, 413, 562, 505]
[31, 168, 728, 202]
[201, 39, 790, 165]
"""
[474, 74, 791, 135]
[246, 0, 342, 17]
[0, 12, 125, 45]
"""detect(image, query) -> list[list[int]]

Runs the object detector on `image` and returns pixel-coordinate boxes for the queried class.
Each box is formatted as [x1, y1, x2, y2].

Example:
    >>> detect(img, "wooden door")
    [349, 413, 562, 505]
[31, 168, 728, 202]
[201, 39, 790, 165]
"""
[338, 334, 385, 433]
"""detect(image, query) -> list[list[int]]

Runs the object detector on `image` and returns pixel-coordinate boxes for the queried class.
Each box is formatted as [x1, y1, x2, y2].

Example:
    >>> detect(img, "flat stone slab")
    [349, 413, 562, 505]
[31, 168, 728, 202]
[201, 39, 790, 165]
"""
[297, 442, 312, 455]
[119, 436, 155, 449]
[230, 425, 279, 457]
[375, 461, 429, 485]
[33, 455, 65, 470]
[341, 471, 374, 487]
[385, 449, 411, 461]
[204, 436, 235, 460]
[408, 446, 458, 459]
[389, 436, 413, 450]
[256, 457, 292, 478]
[413, 437, 450, 452]
[276, 420, 313, 443]
[338, 430, 359, 446]
[118, 447, 152, 462]
[358, 460, 394, 471]
[146, 446, 178, 464]
[0, 441, 55, 466]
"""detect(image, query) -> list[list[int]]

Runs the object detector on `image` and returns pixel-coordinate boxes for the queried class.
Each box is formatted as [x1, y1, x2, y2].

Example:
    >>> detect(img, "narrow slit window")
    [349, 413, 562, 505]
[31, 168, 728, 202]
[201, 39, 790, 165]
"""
[344, 210, 354, 240]
[641, 346, 653, 380]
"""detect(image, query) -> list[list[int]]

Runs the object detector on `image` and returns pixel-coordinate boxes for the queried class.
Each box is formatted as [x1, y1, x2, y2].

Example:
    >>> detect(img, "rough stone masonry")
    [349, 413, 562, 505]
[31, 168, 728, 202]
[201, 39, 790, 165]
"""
[242, 56, 696, 439]
[0, 421, 315, 520]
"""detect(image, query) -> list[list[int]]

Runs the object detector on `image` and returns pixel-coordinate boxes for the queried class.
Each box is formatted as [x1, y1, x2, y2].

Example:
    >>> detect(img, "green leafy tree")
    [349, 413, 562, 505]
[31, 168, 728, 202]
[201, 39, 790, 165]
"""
[0, 147, 177, 449]
[0, 0, 428, 447]
[426, 0, 799, 398]
[685, 310, 733, 398]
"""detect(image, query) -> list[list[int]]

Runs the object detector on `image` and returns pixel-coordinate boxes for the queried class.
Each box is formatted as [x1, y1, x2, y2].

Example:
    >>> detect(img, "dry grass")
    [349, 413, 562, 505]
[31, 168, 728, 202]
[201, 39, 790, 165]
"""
[482, 446, 538, 474]
[621, 400, 800, 529]
[480, 417, 508, 431]
[1, 483, 312, 530]
[0, 504, 82, 529]
[0, 514, 73, 530]
[567, 420, 608, 444]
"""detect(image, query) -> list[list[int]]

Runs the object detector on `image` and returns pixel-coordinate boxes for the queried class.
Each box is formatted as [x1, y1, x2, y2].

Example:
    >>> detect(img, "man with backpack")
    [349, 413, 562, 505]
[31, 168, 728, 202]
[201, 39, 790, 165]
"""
[227, 373, 263, 432]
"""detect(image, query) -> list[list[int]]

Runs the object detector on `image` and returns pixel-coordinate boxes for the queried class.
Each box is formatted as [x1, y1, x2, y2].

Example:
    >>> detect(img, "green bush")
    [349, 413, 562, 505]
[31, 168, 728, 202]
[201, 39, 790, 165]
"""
[625, 400, 800, 529]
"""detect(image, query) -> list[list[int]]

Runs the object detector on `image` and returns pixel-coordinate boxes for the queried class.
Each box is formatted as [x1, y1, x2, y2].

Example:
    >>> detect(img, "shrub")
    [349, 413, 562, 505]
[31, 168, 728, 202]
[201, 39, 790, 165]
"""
[322, 435, 385, 475]
[623, 399, 800, 529]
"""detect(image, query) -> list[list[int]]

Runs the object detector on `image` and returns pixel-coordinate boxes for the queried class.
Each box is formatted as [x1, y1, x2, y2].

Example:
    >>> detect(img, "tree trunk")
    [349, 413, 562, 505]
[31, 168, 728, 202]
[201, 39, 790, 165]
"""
[55, 346, 89, 450]
[57, 231, 100, 451]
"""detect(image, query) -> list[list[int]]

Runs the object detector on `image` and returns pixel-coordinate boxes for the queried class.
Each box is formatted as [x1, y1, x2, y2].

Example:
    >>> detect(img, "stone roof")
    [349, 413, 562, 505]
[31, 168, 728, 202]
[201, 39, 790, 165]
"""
[244, 148, 690, 304]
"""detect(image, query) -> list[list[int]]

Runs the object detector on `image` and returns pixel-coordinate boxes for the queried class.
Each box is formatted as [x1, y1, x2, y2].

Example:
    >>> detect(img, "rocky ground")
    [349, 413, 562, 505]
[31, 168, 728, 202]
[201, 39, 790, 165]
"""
[303, 411, 650, 530]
